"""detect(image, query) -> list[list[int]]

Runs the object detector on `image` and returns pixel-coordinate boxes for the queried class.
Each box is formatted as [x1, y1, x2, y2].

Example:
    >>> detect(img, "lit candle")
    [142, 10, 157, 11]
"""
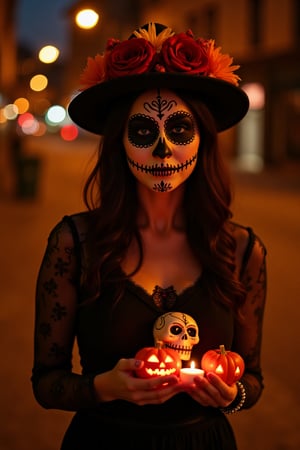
[180, 361, 205, 384]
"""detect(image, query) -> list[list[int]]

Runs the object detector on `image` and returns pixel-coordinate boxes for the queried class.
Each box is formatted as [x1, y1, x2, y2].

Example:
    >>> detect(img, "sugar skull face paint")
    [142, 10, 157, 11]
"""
[123, 89, 200, 192]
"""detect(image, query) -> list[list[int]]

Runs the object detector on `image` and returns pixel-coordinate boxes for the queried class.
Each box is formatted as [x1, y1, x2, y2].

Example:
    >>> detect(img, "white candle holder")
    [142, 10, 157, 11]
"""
[180, 361, 205, 384]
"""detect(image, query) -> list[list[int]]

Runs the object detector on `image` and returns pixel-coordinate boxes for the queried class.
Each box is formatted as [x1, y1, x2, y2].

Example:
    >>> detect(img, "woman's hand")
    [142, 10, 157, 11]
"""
[93, 358, 180, 406]
[180, 372, 238, 408]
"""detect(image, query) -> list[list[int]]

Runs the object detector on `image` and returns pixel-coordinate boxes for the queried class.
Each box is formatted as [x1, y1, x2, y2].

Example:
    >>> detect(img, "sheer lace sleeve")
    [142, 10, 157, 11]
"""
[233, 231, 267, 409]
[31, 217, 96, 411]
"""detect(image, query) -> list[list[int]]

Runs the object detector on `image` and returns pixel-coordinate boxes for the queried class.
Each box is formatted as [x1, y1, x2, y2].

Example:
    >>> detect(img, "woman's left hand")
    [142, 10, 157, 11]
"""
[180, 372, 238, 408]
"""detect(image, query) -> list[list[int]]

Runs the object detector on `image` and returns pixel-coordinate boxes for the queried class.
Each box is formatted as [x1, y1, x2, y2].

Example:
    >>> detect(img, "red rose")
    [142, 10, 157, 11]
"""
[160, 32, 209, 74]
[105, 38, 157, 79]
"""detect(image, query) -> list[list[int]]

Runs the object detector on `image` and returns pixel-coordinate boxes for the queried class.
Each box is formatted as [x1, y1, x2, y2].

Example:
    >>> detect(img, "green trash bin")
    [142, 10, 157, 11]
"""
[16, 156, 41, 199]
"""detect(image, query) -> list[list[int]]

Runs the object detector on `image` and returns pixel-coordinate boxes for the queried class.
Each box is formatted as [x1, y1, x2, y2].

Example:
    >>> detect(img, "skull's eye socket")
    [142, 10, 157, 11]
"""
[187, 327, 197, 337]
[127, 114, 159, 147]
[165, 355, 174, 363]
[164, 111, 195, 145]
[147, 355, 159, 363]
[170, 325, 183, 335]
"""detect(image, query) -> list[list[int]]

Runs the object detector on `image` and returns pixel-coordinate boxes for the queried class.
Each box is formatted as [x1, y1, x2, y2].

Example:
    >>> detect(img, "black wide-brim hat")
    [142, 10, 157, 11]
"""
[68, 23, 249, 134]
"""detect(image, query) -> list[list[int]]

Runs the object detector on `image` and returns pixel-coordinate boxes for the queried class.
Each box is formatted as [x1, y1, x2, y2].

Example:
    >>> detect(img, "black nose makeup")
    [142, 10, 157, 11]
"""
[152, 138, 172, 159]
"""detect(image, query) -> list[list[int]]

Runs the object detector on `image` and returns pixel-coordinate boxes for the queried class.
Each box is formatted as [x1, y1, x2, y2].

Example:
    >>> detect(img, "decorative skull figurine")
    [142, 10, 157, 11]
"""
[153, 312, 199, 360]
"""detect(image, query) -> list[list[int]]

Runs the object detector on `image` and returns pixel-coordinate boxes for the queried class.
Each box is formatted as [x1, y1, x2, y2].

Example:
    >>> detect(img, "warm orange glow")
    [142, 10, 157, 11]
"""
[0, 108, 7, 124]
[30, 74, 48, 92]
[215, 364, 224, 374]
[147, 355, 159, 363]
[34, 98, 51, 115]
[33, 122, 47, 137]
[180, 360, 205, 383]
[14, 97, 29, 114]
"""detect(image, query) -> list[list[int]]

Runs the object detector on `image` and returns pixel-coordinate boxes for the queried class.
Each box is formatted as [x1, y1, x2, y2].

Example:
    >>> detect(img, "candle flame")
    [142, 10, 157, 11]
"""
[190, 361, 195, 369]
[216, 364, 224, 374]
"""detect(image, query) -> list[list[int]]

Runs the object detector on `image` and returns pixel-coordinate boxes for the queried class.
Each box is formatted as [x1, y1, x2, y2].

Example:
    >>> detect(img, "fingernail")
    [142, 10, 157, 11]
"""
[134, 359, 142, 368]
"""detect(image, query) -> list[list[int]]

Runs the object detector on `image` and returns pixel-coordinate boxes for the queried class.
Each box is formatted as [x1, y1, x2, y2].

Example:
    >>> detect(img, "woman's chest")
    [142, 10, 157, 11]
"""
[76, 283, 235, 372]
[122, 231, 202, 295]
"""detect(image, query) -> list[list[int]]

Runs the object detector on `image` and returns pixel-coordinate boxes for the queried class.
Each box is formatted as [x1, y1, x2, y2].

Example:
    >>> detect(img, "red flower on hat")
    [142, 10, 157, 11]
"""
[78, 23, 241, 90]
[160, 30, 209, 74]
[105, 38, 157, 79]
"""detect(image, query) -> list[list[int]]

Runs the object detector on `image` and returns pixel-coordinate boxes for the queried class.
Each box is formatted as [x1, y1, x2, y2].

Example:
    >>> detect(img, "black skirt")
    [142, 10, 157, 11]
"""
[60, 407, 237, 450]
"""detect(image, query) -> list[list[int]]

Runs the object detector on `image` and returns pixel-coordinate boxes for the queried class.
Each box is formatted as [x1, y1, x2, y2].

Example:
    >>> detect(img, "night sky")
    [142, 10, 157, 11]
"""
[16, 0, 77, 58]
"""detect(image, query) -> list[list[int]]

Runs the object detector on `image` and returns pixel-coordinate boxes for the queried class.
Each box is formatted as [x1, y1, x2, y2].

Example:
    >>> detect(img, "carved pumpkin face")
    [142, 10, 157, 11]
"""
[135, 345, 182, 378]
[200, 344, 245, 385]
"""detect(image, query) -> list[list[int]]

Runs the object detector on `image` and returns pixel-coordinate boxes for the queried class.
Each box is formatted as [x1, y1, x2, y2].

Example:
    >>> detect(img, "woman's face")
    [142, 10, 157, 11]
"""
[123, 88, 200, 193]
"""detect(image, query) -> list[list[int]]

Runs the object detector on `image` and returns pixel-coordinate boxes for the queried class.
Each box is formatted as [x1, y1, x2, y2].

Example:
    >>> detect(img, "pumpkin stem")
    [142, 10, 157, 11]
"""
[219, 344, 226, 355]
[156, 340, 164, 349]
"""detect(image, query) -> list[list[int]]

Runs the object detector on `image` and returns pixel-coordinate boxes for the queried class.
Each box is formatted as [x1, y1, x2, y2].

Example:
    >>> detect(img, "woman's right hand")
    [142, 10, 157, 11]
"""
[93, 358, 180, 406]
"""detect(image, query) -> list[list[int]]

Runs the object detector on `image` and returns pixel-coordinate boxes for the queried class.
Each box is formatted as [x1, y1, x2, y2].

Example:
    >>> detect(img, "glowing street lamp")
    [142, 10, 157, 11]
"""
[38, 45, 60, 64]
[30, 74, 48, 92]
[75, 8, 99, 29]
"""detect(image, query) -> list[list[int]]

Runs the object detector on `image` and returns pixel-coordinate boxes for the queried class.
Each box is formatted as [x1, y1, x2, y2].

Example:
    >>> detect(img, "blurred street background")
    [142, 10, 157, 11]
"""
[0, 134, 299, 450]
[1, 1, 300, 449]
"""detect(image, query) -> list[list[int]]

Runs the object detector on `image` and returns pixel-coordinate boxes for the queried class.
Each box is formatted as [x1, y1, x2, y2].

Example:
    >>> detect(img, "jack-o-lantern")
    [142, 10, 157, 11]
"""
[201, 344, 245, 385]
[135, 341, 182, 378]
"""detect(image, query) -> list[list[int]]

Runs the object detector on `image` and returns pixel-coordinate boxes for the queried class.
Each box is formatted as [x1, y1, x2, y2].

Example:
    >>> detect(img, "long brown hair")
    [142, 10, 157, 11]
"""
[82, 90, 246, 314]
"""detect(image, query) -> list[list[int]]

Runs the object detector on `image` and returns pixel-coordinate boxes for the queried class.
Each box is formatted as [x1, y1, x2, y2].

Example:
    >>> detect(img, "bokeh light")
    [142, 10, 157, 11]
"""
[3, 104, 18, 120]
[75, 9, 99, 29]
[33, 121, 47, 136]
[30, 74, 48, 92]
[21, 115, 39, 135]
[60, 124, 79, 141]
[18, 112, 34, 127]
[0, 108, 7, 124]
[38, 45, 60, 64]
[14, 97, 29, 114]
[45, 105, 66, 124]
[242, 83, 265, 110]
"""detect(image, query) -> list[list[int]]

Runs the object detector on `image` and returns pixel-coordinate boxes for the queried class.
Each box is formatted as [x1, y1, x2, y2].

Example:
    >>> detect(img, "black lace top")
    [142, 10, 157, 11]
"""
[32, 212, 267, 422]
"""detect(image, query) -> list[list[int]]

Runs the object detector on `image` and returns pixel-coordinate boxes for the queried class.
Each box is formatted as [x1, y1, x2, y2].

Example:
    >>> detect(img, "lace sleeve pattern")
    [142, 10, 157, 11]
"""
[233, 230, 267, 409]
[31, 217, 96, 411]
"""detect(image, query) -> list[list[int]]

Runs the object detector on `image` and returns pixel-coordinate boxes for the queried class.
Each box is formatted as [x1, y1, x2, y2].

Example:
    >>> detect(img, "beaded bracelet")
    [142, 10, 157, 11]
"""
[220, 380, 246, 415]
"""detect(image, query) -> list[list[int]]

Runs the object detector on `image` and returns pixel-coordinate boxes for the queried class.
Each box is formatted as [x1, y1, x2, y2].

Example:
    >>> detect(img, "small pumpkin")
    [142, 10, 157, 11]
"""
[135, 341, 182, 378]
[201, 344, 245, 385]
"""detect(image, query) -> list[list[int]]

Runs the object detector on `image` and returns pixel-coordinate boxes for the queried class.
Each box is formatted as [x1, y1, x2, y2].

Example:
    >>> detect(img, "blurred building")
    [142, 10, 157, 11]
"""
[0, 0, 17, 99]
[65, 0, 300, 170]
[0, 0, 18, 196]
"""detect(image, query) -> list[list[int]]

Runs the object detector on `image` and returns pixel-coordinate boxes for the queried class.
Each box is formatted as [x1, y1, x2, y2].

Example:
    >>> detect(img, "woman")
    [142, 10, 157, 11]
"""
[32, 23, 267, 449]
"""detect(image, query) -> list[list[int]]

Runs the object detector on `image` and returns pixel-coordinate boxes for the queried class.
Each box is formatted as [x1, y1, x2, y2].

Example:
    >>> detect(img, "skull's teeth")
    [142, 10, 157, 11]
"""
[166, 343, 192, 353]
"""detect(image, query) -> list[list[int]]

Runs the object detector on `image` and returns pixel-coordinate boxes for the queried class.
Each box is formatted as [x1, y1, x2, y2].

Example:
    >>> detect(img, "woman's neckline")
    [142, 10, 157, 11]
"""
[125, 272, 203, 298]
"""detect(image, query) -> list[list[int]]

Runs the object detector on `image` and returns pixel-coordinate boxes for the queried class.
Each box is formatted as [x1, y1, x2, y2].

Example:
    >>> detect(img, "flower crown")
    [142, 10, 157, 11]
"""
[79, 23, 241, 91]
